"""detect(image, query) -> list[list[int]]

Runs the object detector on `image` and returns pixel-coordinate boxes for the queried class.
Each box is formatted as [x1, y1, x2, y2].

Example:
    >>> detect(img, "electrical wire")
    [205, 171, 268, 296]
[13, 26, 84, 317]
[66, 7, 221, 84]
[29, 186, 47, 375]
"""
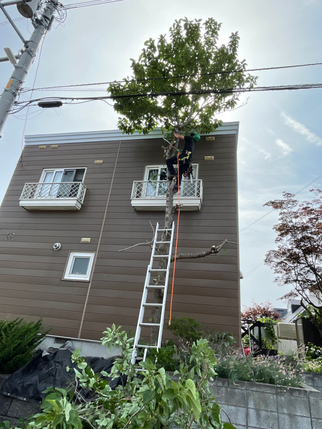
[241, 173, 322, 279]
[239, 172, 322, 233]
[20, 35, 46, 148]
[64, 0, 123, 9]
[12, 82, 322, 112]
[0, 0, 123, 28]
[20, 62, 322, 94]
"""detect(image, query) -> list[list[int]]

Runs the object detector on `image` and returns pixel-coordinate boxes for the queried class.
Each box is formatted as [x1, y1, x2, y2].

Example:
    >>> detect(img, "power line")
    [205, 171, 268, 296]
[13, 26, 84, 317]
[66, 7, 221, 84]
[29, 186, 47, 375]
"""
[241, 173, 322, 279]
[21, 61, 322, 93]
[64, 0, 123, 10]
[13, 82, 322, 111]
[0, 0, 123, 26]
[239, 172, 322, 233]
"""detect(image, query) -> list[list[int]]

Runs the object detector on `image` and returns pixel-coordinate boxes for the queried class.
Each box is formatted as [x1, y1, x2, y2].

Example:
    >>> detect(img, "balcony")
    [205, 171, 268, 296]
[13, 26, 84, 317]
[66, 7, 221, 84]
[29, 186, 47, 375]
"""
[131, 179, 203, 211]
[19, 182, 87, 210]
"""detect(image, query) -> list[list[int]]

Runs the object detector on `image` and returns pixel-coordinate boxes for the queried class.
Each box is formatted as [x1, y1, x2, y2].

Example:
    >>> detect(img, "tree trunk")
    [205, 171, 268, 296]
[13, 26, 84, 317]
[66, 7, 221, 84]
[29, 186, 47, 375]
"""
[151, 140, 178, 344]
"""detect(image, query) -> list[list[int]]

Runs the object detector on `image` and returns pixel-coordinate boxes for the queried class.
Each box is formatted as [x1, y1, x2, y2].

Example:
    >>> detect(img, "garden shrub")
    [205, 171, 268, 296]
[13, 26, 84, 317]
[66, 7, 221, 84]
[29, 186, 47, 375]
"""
[215, 353, 303, 387]
[0, 318, 49, 374]
[302, 342, 322, 373]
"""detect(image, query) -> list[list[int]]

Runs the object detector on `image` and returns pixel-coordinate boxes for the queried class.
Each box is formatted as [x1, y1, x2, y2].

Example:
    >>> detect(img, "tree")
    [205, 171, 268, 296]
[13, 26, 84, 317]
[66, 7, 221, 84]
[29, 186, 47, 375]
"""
[264, 189, 322, 337]
[241, 301, 280, 329]
[108, 17, 256, 137]
[110, 18, 256, 342]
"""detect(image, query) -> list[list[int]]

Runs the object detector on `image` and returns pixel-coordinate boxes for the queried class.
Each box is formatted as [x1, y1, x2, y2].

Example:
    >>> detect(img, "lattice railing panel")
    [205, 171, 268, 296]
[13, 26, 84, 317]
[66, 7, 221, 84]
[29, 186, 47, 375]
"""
[20, 182, 87, 203]
[131, 180, 202, 199]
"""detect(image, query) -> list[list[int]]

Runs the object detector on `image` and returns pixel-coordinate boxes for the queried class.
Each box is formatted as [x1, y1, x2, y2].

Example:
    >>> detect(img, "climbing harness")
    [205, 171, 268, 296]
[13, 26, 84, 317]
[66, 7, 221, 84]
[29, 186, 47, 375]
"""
[178, 150, 191, 164]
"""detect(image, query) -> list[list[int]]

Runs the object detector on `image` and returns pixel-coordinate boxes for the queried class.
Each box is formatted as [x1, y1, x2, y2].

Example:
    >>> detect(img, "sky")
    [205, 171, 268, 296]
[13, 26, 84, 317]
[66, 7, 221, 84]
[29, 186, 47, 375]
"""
[0, 0, 322, 312]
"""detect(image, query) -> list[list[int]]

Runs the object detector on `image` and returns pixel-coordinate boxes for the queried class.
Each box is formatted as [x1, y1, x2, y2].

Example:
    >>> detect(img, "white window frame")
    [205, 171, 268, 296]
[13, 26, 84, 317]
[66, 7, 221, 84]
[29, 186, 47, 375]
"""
[144, 163, 199, 180]
[37, 168, 86, 199]
[143, 163, 199, 198]
[63, 252, 95, 281]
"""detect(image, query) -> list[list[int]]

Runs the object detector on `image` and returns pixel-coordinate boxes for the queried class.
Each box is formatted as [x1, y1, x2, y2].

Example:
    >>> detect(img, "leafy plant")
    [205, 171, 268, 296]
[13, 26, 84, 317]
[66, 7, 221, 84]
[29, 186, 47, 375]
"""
[215, 352, 303, 387]
[306, 342, 322, 360]
[167, 315, 204, 345]
[108, 17, 256, 137]
[0, 318, 49, 374]
[264, 189, 322, 337]
[4, 324, 236, 429]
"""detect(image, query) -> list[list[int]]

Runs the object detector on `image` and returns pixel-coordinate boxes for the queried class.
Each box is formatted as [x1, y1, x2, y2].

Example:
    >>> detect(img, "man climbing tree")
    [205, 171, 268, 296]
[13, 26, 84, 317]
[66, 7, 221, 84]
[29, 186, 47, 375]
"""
[109, 17, 256, 343]
[166, 131, 200, 192]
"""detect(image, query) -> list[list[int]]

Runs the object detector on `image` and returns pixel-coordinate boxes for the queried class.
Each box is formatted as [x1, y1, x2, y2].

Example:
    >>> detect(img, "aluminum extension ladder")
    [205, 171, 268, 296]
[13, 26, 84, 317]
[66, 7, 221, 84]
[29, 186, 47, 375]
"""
[131, 222, 175, 364]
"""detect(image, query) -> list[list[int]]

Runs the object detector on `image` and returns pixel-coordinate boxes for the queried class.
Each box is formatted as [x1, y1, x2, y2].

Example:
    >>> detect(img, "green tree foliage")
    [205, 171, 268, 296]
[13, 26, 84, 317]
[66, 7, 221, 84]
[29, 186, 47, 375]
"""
[264, 189, 322, 336]
[0, 318, 49, 374]
[167, 315, 204, 344]
[108, 18, 257, 136]
[5, 324, 236, 429]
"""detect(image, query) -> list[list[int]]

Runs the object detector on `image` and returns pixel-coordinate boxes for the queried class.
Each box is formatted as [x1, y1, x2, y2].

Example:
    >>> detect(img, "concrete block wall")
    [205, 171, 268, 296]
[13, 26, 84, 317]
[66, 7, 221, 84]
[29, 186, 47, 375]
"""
[303, 372, 322, 394]
[212, 377, 322, 429]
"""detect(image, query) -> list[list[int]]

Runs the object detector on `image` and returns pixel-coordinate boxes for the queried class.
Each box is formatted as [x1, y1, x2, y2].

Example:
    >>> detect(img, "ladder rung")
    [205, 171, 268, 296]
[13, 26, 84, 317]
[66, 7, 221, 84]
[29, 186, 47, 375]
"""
[146, 285, 165, 289]
[136, 344, 158, 348]
[143, 303, 162, 307]
[140, 322, 161, 327]
[153, 255, 170, 258]
[155, 240, 171, 244]
[157, 228, 172, 232]
[149, 268, 167, 272]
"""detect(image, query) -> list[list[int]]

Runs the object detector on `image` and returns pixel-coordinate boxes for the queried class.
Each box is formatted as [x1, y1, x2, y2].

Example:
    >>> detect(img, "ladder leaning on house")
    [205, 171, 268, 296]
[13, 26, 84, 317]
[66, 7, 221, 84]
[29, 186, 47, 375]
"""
[131, 222, 175, 364]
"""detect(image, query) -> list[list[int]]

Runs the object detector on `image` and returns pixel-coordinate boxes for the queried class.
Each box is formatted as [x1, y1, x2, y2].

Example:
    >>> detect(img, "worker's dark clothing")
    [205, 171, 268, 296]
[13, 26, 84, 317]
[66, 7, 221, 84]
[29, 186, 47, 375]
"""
[166, 136, 194, 185]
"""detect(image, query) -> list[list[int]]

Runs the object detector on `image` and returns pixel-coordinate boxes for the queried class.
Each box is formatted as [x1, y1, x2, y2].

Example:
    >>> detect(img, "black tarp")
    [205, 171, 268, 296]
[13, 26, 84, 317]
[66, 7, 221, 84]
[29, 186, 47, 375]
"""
[1, 347, 125, 403]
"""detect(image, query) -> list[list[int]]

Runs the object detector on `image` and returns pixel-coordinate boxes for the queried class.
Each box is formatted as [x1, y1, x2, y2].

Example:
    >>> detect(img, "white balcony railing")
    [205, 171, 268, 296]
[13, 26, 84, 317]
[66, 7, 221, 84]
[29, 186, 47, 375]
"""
[19, 182, 87, 210]
[131, 179, 203, 211]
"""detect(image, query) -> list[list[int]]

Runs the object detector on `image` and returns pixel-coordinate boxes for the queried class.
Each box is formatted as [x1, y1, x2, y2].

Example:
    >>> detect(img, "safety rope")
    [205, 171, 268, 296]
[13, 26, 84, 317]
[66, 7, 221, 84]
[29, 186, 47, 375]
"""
[168, 154, 181, 326]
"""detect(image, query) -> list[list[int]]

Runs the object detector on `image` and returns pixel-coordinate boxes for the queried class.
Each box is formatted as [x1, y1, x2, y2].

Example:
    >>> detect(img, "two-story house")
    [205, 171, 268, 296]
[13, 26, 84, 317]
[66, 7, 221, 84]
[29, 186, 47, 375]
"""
[0, 123, 241, 345]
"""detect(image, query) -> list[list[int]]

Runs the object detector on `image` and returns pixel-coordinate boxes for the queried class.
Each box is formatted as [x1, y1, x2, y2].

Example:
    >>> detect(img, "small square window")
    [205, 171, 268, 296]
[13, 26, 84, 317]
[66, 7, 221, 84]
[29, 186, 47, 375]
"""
[63, 252, 95, 281]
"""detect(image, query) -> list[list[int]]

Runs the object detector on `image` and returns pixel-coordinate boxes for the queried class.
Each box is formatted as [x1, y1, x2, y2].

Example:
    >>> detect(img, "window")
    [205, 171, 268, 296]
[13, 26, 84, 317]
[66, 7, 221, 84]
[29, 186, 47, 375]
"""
[63, 252, 95, 281]
[144, 165, 167, 197]
[39, 168, 86, 198]
[143, 164, 199, 197]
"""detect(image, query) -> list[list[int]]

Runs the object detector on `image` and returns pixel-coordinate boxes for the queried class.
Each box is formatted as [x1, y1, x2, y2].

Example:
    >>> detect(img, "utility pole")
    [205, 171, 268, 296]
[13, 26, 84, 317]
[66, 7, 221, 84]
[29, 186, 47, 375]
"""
[0, 0, 59, 136]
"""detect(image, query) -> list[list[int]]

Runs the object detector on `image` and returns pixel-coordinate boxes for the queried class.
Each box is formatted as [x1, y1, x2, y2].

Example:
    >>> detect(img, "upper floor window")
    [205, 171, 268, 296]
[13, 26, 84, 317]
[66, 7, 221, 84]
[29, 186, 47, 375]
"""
[39, 168, 86, 198]
[19, 167, 87, 211]
[130, 163, 202, 211]
[144, 164, 199, 198]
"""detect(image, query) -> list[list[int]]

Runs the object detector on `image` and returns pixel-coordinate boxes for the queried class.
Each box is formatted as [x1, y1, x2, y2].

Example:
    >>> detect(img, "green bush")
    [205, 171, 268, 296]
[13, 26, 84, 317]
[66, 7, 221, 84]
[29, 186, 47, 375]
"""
[215, 353, 303, 387]
[0, 318, 49, 374]
[167, 316, 204, 345]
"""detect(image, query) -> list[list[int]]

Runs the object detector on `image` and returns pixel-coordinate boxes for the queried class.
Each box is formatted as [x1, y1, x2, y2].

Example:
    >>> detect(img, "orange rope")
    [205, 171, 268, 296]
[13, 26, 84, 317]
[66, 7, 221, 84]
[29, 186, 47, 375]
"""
[168, 155, 181, 326]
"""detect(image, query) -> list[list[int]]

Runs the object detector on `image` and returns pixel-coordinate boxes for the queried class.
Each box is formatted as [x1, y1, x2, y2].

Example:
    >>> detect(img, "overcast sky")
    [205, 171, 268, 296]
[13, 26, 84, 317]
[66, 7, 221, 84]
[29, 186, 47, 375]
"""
[1, 0, 322, 312]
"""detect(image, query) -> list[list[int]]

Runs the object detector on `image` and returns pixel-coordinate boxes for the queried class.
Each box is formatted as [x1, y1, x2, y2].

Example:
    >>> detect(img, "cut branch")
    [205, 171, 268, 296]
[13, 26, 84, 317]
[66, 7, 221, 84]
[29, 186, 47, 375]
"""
[172, 240, 237, 262]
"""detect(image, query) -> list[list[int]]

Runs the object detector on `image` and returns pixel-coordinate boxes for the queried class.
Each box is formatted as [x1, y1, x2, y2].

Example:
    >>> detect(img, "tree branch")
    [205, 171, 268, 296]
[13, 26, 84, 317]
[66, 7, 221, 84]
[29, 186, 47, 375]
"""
[171, 240, 237, 262]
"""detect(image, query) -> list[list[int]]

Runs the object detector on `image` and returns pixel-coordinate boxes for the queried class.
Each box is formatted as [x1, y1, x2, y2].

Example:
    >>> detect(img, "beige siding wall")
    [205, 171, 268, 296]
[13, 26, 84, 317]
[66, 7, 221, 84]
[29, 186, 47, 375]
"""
[0, 133, 240, 343]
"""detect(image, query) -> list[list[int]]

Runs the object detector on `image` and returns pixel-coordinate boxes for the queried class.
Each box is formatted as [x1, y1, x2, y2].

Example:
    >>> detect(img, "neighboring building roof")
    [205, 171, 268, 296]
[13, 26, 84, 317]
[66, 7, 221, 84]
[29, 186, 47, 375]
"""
[283, 306, 304, 323]
[24, 123, 239, 146]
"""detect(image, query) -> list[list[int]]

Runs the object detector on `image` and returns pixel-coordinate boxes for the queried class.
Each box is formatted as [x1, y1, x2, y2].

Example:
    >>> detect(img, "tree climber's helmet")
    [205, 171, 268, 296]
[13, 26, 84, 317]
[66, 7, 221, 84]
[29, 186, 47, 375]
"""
[191, 132, 201, 142]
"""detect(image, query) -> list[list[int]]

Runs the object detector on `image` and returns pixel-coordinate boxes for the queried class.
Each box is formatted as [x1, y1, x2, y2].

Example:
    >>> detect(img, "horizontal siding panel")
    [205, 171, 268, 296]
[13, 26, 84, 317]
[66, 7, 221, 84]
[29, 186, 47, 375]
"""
[0, 304, 82, 321]
[0, 274, 89, 288]
[0, 281, 87, 295]
[0, 288, 86, 304]
[0, 296, 84, 312]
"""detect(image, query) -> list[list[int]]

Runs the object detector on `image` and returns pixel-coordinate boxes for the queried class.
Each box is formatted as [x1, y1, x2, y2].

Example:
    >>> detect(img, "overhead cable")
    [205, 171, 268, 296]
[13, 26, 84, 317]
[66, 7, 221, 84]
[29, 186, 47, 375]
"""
[21, 62, 322, 93]
[14, 82, 322, 108]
